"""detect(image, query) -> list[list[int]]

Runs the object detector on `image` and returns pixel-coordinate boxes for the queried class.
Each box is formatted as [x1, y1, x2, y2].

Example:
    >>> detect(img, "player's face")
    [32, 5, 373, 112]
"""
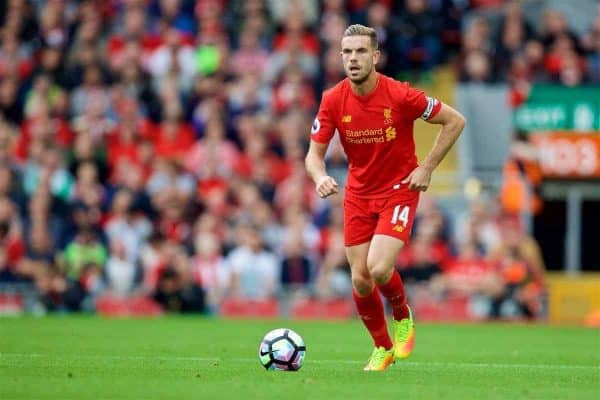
[340, 35, 380, 84]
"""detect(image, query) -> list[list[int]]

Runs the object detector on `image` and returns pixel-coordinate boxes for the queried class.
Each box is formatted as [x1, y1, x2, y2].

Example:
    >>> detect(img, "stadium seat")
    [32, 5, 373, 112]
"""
[290, 298, 354, 320]
[95, 295, 163, 317]
[413, 295, 472, 322]
[0, 293, 23, 315]
[219, 298, 280, 318]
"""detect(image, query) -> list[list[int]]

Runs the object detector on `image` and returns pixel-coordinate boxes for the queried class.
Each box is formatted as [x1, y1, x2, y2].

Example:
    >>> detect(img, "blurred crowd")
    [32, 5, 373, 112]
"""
[458, 1, 600, 106]
[0, 0, 547, 320]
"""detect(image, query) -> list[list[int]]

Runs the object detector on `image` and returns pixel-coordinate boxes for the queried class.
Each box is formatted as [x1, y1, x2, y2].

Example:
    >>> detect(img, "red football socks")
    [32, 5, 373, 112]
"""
[377, 270, 410, 321]
[353, 288, 393, 350]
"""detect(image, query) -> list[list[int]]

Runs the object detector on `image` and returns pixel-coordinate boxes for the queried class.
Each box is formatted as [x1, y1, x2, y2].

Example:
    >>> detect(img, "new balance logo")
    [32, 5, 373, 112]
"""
[342, 115, 352, 123]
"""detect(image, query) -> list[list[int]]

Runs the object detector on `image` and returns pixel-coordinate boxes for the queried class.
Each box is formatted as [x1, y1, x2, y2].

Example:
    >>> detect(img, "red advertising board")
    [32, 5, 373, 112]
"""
[530, 132, 600, 178]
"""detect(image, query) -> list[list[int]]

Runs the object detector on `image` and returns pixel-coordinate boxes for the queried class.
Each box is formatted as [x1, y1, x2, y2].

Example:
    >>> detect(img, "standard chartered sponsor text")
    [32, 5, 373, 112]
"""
[345, 128, 385, 144]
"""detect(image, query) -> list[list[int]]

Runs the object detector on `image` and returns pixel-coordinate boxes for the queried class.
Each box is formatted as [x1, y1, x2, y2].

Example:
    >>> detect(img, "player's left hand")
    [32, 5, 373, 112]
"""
[402, 166, 432, 191]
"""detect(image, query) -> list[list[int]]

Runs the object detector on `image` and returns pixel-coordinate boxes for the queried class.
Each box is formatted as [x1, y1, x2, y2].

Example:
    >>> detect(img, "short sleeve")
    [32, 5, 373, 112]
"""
[310, 90, 336, 144]
[399, 82, 442, 122]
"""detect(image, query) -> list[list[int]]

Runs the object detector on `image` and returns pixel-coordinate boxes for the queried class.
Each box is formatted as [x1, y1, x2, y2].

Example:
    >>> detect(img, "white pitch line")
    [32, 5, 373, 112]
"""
[1, 353, 598, 371]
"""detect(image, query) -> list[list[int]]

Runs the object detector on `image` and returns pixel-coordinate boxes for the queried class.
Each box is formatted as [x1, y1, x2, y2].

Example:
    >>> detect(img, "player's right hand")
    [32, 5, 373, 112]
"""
[315, 175, 339, 198]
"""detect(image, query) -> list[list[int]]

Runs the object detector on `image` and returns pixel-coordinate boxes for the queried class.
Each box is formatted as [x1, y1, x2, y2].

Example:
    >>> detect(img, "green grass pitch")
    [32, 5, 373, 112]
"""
[1, 316, 598, 399]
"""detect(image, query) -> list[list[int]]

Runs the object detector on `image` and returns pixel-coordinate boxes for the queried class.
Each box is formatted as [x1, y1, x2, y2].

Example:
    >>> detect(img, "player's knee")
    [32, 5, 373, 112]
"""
[351, 275, 374, 296]
[368, 263, 393, 285]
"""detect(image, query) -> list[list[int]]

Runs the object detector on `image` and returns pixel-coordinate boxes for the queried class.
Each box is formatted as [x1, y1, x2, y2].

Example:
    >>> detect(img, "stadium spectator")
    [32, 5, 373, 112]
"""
[105, 189, 152, 263]
[493, 1, 534, 79]
[0, 245, 18, 282]
[314, 225, 351, 300]
[24, 221, 54, 264]
[365, 2, 394, 75]
[191, 232, 229, 313]
[279, 233, 313, 297]
[23, 145, 73, 202]
[105, 239, 140, 297]
[582, 5, 600, 82]
[264, 21, 319, 84]
[454, 195, 502, 255]
[585, 29, 600, 83]
[0, 164, 25, 212]
[317, 45, 347, 93]
[63, 225, 107, 281]
[499, 131, 543, 218]
[33, 262, 69, 311]
[394, 0, 442, 78]
[398, 235, 443, 286]
[147, 28, 197, 93]
[431, 241, 503, 308]
[0, 77, 24, 125]
[226, 223, 279, 300]
[0, 29, 33, 81]
[0, 207, 24, 271]
[153, 264, 206, 313]
[185, 112, 240, 176]
[488, 217, 546, 319]
[229, 26, 270, 78]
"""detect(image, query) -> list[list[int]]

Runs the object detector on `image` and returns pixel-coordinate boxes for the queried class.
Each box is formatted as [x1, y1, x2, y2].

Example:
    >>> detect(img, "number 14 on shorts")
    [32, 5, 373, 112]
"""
[391, 205, 410, 229]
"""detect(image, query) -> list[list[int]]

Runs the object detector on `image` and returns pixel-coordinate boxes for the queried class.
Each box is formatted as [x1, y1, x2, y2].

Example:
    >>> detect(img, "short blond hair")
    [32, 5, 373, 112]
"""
[342, 24, 378, 50]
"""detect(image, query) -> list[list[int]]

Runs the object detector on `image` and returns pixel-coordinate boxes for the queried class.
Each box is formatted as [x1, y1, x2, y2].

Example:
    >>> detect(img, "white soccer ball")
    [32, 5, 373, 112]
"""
[258, 328, 306, 371]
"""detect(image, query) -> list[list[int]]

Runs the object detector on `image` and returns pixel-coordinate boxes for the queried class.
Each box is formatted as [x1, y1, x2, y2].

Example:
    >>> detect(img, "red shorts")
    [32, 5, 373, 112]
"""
[343, 189, 420, 246]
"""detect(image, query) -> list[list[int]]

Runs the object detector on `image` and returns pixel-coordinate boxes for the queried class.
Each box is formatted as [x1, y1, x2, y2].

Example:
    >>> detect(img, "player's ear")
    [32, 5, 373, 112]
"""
[373, 49, 380, 65]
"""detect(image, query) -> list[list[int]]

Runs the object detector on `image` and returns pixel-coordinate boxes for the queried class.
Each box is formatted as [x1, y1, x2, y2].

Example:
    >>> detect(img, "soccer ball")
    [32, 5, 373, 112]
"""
[258, 328, 306, 371]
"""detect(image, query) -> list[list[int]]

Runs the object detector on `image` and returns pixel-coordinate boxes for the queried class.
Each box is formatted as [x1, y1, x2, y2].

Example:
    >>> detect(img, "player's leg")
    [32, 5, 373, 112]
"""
[346, 242, 394, 371]
[367, 235, 410, 319]
[343, 194, 394, 371]
[367, 235, 415, 359]
[347, 242, 391, 349]
[368, 194, 420, 359]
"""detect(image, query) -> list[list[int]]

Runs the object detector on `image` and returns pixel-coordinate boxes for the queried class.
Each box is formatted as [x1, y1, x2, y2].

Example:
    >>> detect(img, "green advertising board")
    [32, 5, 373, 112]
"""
[514, 85, 600, 132]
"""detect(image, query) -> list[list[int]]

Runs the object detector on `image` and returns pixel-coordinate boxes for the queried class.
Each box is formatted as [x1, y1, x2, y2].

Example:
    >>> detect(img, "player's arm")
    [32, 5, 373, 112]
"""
[305, 90, 339, 198]
[305, 140, 339, 198]
[403, 103, 466, 191]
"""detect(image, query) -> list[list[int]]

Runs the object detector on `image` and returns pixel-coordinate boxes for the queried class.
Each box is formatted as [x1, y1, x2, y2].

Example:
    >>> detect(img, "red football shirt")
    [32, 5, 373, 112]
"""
[311, 73, 441, 198]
